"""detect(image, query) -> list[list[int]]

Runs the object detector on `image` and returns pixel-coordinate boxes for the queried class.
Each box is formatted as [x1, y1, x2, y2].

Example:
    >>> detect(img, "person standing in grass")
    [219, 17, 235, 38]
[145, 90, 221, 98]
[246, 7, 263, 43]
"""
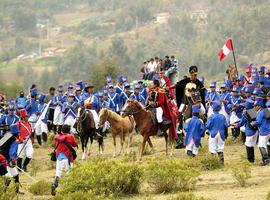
[206, 101, 229, 164]
[184, 104, 206, 157]
[51, 124, 78, 196]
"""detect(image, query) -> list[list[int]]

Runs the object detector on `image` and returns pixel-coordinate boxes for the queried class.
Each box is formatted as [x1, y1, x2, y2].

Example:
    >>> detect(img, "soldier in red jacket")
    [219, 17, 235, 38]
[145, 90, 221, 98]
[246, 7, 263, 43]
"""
[16, 109, 33, 172]
[0, 153, 7, 176]
[51, 124, 78, 196]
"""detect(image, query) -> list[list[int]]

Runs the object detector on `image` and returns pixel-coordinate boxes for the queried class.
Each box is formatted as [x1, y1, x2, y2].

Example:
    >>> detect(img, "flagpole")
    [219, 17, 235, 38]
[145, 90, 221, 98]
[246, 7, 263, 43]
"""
[230, 39, 239, 77]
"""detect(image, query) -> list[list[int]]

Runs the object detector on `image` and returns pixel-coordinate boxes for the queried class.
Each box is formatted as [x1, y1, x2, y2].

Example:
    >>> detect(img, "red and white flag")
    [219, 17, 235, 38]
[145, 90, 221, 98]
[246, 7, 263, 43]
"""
[219, 39, 233, 62]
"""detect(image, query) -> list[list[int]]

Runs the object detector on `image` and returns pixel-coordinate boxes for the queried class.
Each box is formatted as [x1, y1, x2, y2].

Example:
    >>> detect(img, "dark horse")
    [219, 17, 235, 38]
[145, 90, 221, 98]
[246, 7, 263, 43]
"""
[75, 106, 104, 160]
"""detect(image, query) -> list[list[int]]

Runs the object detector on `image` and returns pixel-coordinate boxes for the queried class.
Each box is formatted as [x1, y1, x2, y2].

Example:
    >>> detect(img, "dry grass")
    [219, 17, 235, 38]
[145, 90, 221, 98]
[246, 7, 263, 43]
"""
[17, 134, 270, 200]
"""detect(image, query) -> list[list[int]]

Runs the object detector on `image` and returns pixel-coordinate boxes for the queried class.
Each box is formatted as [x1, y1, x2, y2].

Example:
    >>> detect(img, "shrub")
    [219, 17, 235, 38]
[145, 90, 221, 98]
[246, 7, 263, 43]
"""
[146, 159, 199, 193]
[54, 191, 107, 200]
[0, 177, 16, 200]
[29, 159, 40, 176]
[266, 191, 270, 200]
[169, 192, 213, 200]
[199, 154, 223, 171]
[58, 159, 143, 198]
[28, 180, 51, 195]
[231, 161, 251, 187]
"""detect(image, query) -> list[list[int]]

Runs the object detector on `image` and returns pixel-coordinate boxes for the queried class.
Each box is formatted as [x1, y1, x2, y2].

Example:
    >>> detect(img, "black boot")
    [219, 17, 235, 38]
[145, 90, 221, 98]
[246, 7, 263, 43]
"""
[267, 145, 270, 159]
[259, 147, 270, 166]
[14, 175, 24, 194]
[241, 131, 246, 144]
[23, 157, 31, 172]
[17, 158, 23, 172]
[42, 132, 48, 143]
[51, 176, 59, 196]
[157, 123, 164, 136]
[187, 150, 195, 157]
[217, 152, 224, 165]
[36, 135, 42, 146]
[231, 128, 236, 140]
[246, 146, 255, 163]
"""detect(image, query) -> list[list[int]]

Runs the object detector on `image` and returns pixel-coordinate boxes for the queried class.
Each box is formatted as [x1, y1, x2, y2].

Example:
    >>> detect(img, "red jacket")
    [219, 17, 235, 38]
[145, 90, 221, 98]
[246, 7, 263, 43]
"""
[55, 133, 78, 162]
[0, 153, 7, 168]
[17, 120, 32, 142]
[161, 77, 175, 99]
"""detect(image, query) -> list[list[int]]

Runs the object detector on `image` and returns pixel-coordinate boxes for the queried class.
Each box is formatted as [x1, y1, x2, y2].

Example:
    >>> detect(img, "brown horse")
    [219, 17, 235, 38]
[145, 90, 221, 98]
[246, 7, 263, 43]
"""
[122, 99, 172, 160]
[99, 108, 134, 157]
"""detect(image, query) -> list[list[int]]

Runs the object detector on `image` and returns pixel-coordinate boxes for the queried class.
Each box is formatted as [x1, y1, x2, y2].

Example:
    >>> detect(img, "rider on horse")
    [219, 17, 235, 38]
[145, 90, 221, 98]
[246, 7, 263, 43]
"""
[147, 79, 177, 139]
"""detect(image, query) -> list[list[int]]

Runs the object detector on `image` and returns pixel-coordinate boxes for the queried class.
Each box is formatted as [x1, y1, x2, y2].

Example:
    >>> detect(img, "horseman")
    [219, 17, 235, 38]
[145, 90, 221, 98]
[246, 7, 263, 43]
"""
[158, 70, 175, 100]
[83, 84, 102, 137]
[147, 78, 177, 139]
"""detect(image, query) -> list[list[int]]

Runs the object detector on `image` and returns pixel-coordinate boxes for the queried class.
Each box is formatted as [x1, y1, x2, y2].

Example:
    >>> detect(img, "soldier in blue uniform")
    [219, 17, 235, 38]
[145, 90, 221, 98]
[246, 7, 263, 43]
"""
[107, 84, 120, 112]
[229, 86, 244, 140]
[138, 80, 148, 102]
[63, 83, 74, 102]
[16, 91, 27, 109]
[131, 84, 146, 105]
[115, 75, 125, 95]
[74, 86, 83, 105]
[244, 85, 255, 101]
[206, 101, 229, 164]
[62, 93, 77, 134]
[25, 88, 39, 133]
[235, 100, 257, 163]
[119, 83, 132, 109]
[206, 82, 220, 116]
[35, 94, 48, 145]
[253, 98, 270, 165]
[184, 104, 206, 157]
[0, 105, 20, 127]
[219, 82, 231, 118]
[52, 85, 65, 134]
[101, 91, 110, 109]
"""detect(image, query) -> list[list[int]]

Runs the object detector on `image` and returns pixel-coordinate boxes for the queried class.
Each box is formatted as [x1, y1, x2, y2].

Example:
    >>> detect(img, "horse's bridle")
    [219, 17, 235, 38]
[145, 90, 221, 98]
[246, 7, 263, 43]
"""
[122, 104, 141, 116]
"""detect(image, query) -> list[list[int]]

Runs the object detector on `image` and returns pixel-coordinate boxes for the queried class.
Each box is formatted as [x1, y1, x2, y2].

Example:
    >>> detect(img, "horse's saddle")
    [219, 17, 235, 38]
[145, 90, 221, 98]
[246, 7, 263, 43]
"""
[148, 108, 171, 125]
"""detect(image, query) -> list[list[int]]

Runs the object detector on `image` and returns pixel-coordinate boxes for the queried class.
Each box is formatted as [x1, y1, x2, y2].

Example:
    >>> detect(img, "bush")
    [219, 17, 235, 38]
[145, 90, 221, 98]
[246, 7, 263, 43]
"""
[266, 191, 270, 200]
[54, 191, 107, 200]
[28, 180, 51, 195]
[0, 177, 16, 200]
[199, 154, 223, 171]
[169, 192, 213, 200]
[231, 161, 251, 187]
[58, 159, 143, 198]
[146, 159, 199, 193]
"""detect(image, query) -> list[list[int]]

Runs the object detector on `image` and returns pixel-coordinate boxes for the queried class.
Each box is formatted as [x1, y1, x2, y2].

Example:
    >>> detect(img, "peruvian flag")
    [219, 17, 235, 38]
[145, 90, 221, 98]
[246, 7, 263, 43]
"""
[219, 39, 233, 62]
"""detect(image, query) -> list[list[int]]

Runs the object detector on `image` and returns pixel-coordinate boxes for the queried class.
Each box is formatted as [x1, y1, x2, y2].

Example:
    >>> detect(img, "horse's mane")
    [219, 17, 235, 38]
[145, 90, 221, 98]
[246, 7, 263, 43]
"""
[100, 108, 122, 122]
[133, 100, 144, 110]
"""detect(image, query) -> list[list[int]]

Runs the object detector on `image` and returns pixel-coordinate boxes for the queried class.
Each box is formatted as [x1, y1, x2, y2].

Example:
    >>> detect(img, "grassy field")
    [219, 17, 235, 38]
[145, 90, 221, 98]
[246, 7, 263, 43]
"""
[17, 132, 270, 200]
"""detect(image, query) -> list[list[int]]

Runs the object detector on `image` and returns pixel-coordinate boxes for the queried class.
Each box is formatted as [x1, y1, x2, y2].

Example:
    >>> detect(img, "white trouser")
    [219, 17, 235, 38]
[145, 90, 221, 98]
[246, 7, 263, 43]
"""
[28, 114, 38, 132]
[102, 121, 110, 132]
[55, 159, 72, 177]
[185, 138, 199, 155]
[156, 107, 163, 123]
[88, 110, 99, 129]
[245, 133, 258, 147]
[209, 133, 225, 154]
[258, 134, 270, 148]
[64, 115, 76, 134]
[53, 106, 64, 125]
[6, 166, 18, 177]
[17, 139, 34, 159]
[35, 121, 48, 136]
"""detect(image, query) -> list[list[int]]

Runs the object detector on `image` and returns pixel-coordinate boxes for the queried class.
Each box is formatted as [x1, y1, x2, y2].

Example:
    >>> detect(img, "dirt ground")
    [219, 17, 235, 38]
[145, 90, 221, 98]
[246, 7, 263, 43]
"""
[18, 133, 270, 200]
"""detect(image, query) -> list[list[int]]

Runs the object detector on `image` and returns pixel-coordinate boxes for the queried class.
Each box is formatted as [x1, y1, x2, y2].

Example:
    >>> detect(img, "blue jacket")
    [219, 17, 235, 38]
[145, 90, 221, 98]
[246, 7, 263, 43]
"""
[120, 92, 132, 109]
[0, 114, 20, 126]
[84, 94, 99, 112]
[52, 94, 64, 107]
[37, 102, 48, 123]
[229, 96, 243, 118]
[184, 116, 206, 147]
[139, 87, 148, 102]
[206, 91, 220, 103]
[237, 112, 257, 136]
[62, 102, 77, 120]
[101, 100, 110, 109]
[25, 98, 38, 116]
[220, 91, 231, 113]
[17, 97, 27, 109]
[131, 92, 146, 105]
[206, 112, 229, 140]
[254, 108, 270, 136]
[108, 92, 120, 112]
[115, 85, 124, 95]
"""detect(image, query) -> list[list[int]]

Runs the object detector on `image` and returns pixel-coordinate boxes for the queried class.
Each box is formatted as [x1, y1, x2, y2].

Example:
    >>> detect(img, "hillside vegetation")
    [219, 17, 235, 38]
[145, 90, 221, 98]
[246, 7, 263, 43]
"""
[0, 0, 269, 95]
